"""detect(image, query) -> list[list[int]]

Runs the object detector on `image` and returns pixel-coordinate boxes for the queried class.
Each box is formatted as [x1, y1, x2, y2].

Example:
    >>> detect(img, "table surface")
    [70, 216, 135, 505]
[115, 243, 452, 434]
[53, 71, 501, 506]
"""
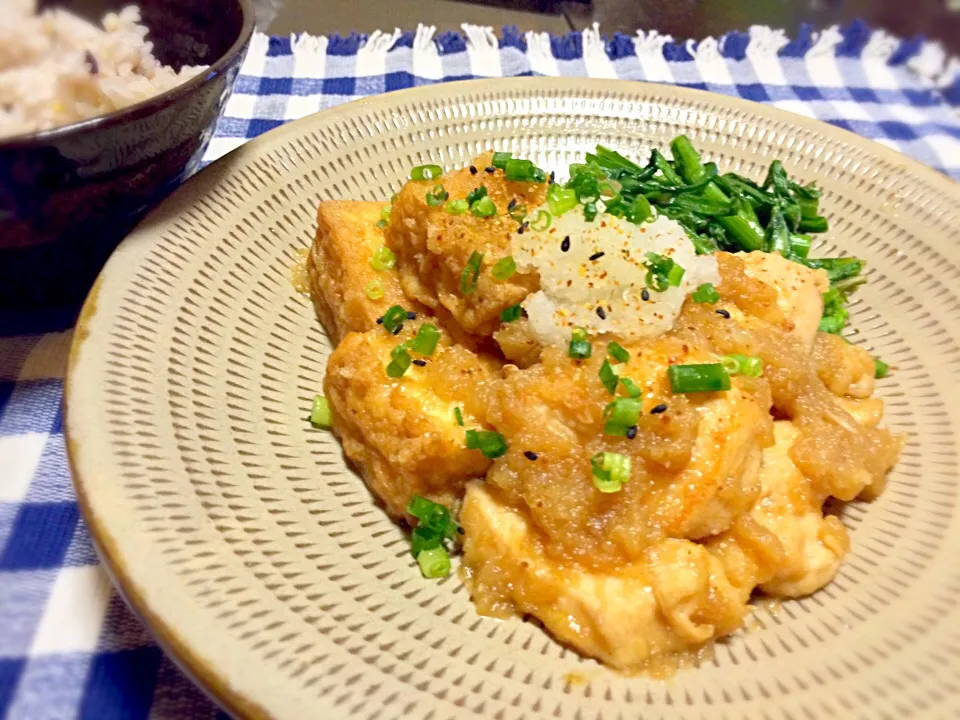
[1, 19, 959, 720]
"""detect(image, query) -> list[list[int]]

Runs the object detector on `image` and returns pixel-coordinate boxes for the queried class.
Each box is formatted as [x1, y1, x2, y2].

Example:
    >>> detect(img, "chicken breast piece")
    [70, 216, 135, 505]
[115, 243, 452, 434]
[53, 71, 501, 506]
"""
[739, 251, 829, 351]
[750, 421, 851, 598]
[309, 200, 424, 343]
[483, 338, 772, 567]
[323, 320, 499, 518]
[386, 152, 546, 337]
[461, 483, 751, 671]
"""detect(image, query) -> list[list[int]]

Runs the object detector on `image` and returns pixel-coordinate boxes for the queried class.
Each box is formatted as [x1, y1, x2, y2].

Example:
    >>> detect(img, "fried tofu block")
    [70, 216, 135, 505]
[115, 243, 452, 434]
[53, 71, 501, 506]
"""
[461, 483, 751, 671]
[386, 152, 546, 337]
[309, 200, 423, 343]
[323, 320, 501, 519]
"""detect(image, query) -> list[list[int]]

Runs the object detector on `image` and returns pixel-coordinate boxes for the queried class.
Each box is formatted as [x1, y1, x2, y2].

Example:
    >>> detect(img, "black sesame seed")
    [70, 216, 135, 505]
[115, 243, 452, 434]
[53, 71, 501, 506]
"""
[524, 450, 539, 461]
[406, 311, 417, 320]
[522, 221, 530, 230]
[508, 198, 517, 210]
[625, 425, 638, 439]
[650, 403, 668, 414]
[561, 236, 571, 252]
[485, 166, 496, 173]
[391, 324, 402, 335]
[716, 309, 731, 319]
[412, 359, 427, 367]
[518, 225, 525, 234]
[589, 251, 605, 261]
[549, 170, 556, 183]
[457, 526, 465, 535]
[641, 288, 650, 301]
[596, 307, 607, 320]
[376, 317, 383, 324]
[521, 308, 529, 318]
[469, 165, 478, 175]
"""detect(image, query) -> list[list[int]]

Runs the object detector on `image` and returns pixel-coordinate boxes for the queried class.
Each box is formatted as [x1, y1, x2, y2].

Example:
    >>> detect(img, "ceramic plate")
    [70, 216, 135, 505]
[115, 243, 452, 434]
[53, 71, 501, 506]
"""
[66, 78, 960, 719]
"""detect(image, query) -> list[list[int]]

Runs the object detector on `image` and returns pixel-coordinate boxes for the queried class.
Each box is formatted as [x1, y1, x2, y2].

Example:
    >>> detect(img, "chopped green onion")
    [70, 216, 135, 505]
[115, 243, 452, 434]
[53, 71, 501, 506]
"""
[381, 305, 408, 333]
[377, 220, 388, 229]
[387, 344, 412, 378]
[370, 246, 396, 272]
[466, 429, 508, 459]
[607, 342, 630, 363]
[691, 283, 720, 304]
[491, 256, 516, 281]
[381, 304, 408, 333]
[583, 202, 598, 222]
[309, 395, 332, 428]
[410, 323, 441, 356]
[508, 203, 527, 223]
[460, 251, 483, 294]
[547, 186, 578, 216]
[504, 158, 544, 183]
[408, 495, 458, 538]
[466, 186, 488, 205]
[590, 452, 632, 493]
[410, 164, 443, 181]
[377, 205, 390, 229]
[599, 360, 619, 395]
[644, 252, 685, 292]
[492, 151, 512, 169]
[416, 546, 451, 578]
[500, 304, 523, 322]
[364, 279, 384, 300]
[874, 357, 889, 379]
[668, 363, 731, 393]
[625, 195, 652, 224]
[470, 196, 497, 218]
[411, 525, 441, 556]
[568, 327, 592, 359]
[720, 354, 764, 378]
[531, 210, 552, 231]
[425, 184, 449, 206]
[619, 377, 642, 398]
[454, 407, 465, 426]
[444, 199, 468, 215]
[603, 397, 642, 435]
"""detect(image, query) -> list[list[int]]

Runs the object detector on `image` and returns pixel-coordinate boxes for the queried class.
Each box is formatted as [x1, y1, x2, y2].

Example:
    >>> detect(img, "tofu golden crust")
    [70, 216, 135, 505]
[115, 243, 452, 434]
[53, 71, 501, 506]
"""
[461, 483, 751, 672]
[308, 200, 423, 343]
[323, 320, 500, 519]
[483, 340, 771, 568]
[385, 152, 547, 337]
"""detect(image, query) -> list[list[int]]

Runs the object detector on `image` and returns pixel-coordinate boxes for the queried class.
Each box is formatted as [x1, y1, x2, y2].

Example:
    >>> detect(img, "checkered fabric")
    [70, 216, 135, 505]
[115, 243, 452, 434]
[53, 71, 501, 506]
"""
[1, 21, 957, 720]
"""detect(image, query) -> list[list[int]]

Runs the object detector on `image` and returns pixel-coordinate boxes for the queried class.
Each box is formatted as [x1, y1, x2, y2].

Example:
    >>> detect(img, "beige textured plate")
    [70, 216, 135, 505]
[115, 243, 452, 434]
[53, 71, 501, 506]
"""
[66, 78, 960, 719]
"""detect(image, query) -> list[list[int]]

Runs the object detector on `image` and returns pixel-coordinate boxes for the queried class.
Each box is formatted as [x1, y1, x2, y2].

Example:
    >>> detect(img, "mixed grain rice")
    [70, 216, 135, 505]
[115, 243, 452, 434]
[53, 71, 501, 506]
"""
[0, 1, 207, 139]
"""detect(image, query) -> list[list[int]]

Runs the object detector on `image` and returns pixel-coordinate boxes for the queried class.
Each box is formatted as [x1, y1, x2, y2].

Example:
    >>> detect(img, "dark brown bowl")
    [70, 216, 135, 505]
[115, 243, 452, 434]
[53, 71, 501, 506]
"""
[0, 0, 253, 315]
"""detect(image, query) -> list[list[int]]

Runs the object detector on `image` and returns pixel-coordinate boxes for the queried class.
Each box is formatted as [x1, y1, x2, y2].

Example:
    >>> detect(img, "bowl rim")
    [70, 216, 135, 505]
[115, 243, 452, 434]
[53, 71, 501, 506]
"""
[0, 0, 256, 150]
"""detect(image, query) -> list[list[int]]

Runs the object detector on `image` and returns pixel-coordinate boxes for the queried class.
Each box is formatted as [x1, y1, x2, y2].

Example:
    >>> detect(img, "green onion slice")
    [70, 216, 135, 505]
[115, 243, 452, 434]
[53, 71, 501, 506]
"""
[531, 210, 552, 232]
[547, 186, 578, 216]
[410, 323, 441, 356]
[454, 407, 465, 426]
[465, 429, 508, 459]
[444, 199, 468, 215]
[470, 196, 496, 218]
[504, 158, 541, 182]
[491, 256, 517, 281]
[691, 283, 720, 304]
[466, 186, 488, 205]
[460, 251, 483, 294]
[720, 354, 764, 378]
[500, 304, 523, 322]
[590, 452, 632, 493]
[603, 397, 642, 435]
[364, 279, 384, 300]
[599, 360, 619, 395]
[644, 252, 685, 292]
[583, 202, 598, 222]
[386, 344, 412, 378]
[408, 495, 459, 539]
[416, 546, 451, 578]
[874, 357, 889, 379]
[607, 342, 630, 363]
[370, 246, 396, 272]
[619, 377, 642, 398]
[668, 363, 731, 393]
[425, 184, 449, 206]
[309, 395, 332, 428]
[381, 305, 408, 333]
[492, 151, 512, 169]
[568, 327, 592, 359]
[410, 164, 443, 181]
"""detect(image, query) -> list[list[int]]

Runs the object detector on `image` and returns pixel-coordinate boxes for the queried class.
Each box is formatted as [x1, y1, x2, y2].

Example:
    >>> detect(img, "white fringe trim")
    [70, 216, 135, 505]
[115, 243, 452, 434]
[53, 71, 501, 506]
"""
[358, 29, 402, 57]
[633, 29, 673, 60]
[745, 25, 790, 59]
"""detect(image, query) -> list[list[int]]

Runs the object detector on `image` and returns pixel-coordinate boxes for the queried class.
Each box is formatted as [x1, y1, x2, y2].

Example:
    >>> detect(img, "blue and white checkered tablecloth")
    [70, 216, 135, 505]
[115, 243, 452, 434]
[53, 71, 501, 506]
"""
[1, 21, 958, 720]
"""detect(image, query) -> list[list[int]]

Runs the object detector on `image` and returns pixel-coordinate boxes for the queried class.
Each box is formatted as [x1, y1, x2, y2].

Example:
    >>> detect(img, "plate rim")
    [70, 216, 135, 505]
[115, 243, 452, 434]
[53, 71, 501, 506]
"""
[64, 76, 960, 720]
